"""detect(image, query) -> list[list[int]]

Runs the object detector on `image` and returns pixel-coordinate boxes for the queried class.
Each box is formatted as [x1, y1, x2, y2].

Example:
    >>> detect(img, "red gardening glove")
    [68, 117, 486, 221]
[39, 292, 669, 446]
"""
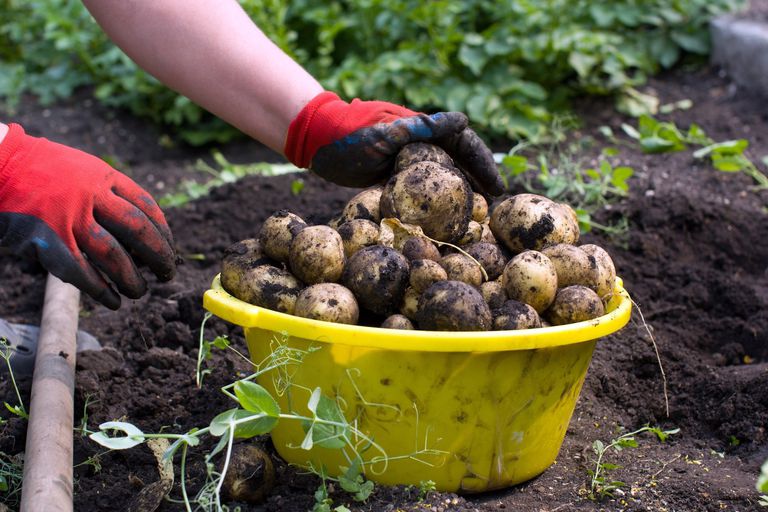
[284, 92, 504, 195]
[0, 124, 176, 309]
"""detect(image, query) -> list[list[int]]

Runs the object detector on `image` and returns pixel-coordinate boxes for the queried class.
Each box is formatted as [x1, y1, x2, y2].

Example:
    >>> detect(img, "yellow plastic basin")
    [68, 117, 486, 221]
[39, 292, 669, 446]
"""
[204, 275, 631, 493]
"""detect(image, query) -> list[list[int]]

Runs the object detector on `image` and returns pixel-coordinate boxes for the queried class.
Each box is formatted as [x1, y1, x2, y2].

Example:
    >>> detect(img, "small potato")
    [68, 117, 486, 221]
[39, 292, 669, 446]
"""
[441, 253, 483, 288]
[541, 244, 598, 288]
[294, 283, 359, 325]
[480, 220, 497, 244]
[399, 286, 421, 320]
[339, 186, 384, 224]
[341, 245, 410, 315]
[395, 142, 454, 172]
[501, 250, 558, 313]
[472, 193, 489, 222]
[381, 314, 414, 330]
[490, 193, 579, 253]
[289, 225, 345, 284]
[380, 161, 472, 243]
[409, 259, 448, 293]
[457, 220, 483, 246]
[258, 210, 307, 263]
[464, 242, 507, 281]
[337, 219, 380, 258]
[225, 264, 303, 314]
[401, 236, 441, 263]
[546, 285, 605, 325]
[416, 280, 492, 331]
[480, 280, 507, 310]
[220, 239, 276, 296]
[493, 300, 542, 330]
[580, 244, 617, 300]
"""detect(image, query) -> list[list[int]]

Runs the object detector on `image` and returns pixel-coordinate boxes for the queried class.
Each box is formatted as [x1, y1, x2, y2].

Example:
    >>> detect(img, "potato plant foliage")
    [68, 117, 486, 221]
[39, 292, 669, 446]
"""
[0, 0, 741, 144]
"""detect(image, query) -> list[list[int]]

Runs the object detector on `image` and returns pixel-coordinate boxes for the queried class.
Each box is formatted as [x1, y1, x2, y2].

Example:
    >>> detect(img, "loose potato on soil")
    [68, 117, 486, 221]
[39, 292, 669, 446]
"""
[381, 314, 414, 330]
[580, 244, 617, 300]
[472, 193, 489, 222]
[541, 243, 598, 289]
[220, 239, 275, 295]
[222, 443, 275, 504]
[401, 236, 441, 263]
[441, 252, 483, 288]
[339, 185, 384, 224]
[395, 142, 454, 172]
[409, 258, 448, 293]
[224, 264, 303, 314]
[337, 219, 380, 258]
[493, 300, 542, 330]
[341, 245, 410, 315]
[380, 161, 472, 243]
[258, 210, 307, 263]
[546, 285, 605, 325]
[294, 283, 359, 325]
[480, 280, 507, 310]
[501, 250, 558, 313]
[289, 225, 345, 284]
[464, 242, 507, 281]
[416, 280, 492, 331]
[490, 193, 579, 253]
[399, 286, 421, 320]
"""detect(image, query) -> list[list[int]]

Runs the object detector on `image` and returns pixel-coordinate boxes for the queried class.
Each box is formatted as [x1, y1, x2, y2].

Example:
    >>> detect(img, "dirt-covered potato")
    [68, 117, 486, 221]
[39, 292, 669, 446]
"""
[541, 243, 597, 289]
[258, 210, 307, 263]
[457, 220, 483, 246]
[472, 193, 489, 222]
[416, 280, 492, 331]
[293, 283, 359, 325]
[546, 285, 605, 325]
[289, 225, 345, 284]
[339, 185, 384, 224]
[409, 258, 448, 293]
[501, 250, 558, 313]
[220, 239, 275, 295]
[224, 264, 303, 314]
[395, 142, 454, 172]
[399, 286, 421, 320]
[441, 252, 483, 288]
[341, 245, 410, 315]
[580, 244, 617, 300]
[480, 220, 497, 244]
[381, 314, 414, 330]
[480, 280, 507, 310]
[493, 300, 542, 330]
[337, 219, 380, 258]
[490, 193, 580, 253]
[401, 236, 441, 263]
[380, 161, 472, 243]
[464, 242, 507, 281]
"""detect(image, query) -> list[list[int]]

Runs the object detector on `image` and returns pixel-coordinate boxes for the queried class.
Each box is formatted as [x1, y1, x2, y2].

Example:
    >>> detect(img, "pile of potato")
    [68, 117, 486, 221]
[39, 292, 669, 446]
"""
[220, 143, 617, 332]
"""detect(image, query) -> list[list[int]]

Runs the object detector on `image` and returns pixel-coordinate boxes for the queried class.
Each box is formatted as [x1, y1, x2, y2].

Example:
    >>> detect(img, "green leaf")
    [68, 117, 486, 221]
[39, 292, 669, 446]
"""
[89, 421, 145, 450]
[621, 123, 641, 140]
[569, 52, 598, 78]
[757, 459, 768, 493]
[210, 407, 276, 438]
[502, 155, 529, 176]
[302, 392, 348, 450]
[234, 380, 280, 417]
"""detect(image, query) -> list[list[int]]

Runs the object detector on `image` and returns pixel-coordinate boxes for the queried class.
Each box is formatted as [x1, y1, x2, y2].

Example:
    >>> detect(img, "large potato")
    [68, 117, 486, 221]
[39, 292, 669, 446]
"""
[440, 253, 483, 288]
[289, 225, 345, 284]
[580, 244, 617, 300]
[258, 210, 307, 263]
[337, 219, 380, 258]
[416, 280, 492, 331]
[546, 285, 605, 325]
[341, 245, 410, 315]
[395, 142, 454, 172]
[493, 300, 542, 330]
[380, 161, 472, 243]
[541, 244, 598, 289]
[501, 250, 558, 313]
[294, 283, 359, 325]
[339, 185, 384, 224]
[224, 264, 303, 314]
[220, 239, 275, 295]
[464, 242, 507, 281]
[490, 193, 579, 253]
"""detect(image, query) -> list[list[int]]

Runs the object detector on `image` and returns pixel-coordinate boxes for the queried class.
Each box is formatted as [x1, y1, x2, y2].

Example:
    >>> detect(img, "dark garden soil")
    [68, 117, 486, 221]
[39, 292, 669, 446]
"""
[1, 63, 767, 512]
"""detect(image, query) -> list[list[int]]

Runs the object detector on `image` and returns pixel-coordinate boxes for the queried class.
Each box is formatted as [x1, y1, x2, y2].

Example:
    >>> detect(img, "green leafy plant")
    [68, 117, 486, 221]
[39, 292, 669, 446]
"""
[758, 458, 768, 506]
[0, 337, 28, 420]
[587, 425, 679, 500]
[0, 451, 24, 508]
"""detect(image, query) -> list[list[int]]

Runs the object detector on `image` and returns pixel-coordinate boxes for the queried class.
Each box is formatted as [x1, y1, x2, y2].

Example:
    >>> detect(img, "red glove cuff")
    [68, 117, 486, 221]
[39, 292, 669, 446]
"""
[0, 124, 29, 190]
[284, 91, 418, 168]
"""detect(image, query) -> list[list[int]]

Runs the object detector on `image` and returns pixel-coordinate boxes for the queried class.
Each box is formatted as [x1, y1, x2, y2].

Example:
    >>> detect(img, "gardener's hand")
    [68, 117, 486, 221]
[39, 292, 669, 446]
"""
[0, 124, 176, 310]
[284, 92, 504, 195]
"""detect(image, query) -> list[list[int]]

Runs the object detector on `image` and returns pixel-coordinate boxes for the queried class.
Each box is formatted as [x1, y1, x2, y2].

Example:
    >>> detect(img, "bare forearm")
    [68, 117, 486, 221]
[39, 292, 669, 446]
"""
[82, 0, 323, 153]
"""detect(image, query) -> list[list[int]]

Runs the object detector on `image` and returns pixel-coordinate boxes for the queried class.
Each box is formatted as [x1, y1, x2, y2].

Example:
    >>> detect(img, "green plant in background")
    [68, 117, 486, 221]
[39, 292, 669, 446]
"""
[758, 458, 768, 506]
[0, 337, 28, 420]
[586, 425, 679, 501]
[0, 451, 24, 509]
[0, 0, 743, 145]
